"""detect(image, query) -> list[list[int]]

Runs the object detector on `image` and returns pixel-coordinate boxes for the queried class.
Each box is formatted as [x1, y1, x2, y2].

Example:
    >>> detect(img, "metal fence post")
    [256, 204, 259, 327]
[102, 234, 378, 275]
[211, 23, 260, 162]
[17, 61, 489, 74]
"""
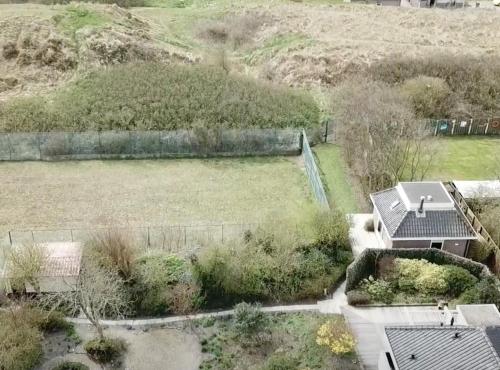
[485, 119, 490, 135]
[221, 224, 224, 243]
[8, 231, 12, 246]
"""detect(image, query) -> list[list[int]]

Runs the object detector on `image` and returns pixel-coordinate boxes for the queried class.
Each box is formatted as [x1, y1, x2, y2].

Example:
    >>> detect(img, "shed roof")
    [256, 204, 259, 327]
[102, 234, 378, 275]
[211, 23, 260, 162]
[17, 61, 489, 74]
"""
[4, 242, 82, 278]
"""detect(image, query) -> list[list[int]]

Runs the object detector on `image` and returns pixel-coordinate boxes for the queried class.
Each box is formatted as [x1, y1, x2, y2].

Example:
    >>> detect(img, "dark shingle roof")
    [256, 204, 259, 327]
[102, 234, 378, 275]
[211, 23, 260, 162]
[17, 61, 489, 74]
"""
[486, 326, 500, 359]
[386, 326, 500, 370]
[371, 187, 475, 239]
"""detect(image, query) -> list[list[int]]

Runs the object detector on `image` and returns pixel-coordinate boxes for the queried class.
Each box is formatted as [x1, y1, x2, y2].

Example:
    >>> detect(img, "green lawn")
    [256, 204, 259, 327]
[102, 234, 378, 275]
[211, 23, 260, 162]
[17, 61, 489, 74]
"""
[313, 144, 361, 213]
[0, 157, 315, 234]
[427, 137, 500, 181]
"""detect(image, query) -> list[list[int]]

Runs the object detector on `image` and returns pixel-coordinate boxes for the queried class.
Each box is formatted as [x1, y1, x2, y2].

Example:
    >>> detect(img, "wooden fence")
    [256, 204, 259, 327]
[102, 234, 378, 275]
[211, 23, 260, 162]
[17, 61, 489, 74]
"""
[445, 181, 500, 273]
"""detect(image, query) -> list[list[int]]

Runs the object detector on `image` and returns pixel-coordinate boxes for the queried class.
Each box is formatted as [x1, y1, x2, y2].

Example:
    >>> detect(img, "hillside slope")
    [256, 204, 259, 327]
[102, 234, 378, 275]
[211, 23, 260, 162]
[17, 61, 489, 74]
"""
[1, 1, 499, 101]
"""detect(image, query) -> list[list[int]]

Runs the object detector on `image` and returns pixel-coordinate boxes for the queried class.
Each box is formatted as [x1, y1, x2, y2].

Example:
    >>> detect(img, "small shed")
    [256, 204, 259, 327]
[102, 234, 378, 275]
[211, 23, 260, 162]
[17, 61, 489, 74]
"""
[1, 242, 82, 293]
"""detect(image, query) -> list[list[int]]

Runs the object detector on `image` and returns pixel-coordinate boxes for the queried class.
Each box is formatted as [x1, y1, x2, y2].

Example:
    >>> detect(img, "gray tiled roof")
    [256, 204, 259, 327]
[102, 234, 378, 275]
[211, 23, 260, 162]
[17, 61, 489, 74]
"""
[371, 187, 475, 239]
[385, 326, 500, 370]
[486, 326, 500, 359]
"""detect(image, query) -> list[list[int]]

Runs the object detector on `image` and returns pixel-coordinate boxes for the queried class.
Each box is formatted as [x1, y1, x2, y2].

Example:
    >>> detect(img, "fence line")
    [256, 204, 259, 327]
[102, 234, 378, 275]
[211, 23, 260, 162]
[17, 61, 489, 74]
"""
[446, 181, 500, 273]
[0, 128, 302, 161]
[6, 223, 259, 255]
[301, 130, 329, 208]
[431, 118, 500, 136]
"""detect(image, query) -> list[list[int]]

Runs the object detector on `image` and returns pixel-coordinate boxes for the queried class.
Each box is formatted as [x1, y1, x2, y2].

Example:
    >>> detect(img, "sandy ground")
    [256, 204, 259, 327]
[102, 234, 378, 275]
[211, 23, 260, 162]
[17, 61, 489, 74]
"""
[0, 157, 313, 238]
[250, 4, 500, 86]
[39, 324, 202, 370]
[1, 2, 500, 99]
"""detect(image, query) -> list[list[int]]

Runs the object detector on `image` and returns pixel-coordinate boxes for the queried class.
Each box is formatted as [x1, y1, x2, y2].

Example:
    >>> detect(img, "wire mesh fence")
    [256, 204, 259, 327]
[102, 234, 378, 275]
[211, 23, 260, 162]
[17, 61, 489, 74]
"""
[0, 129, 302, 161]
[301, 130, 329, 208]
[7, 223, 259, 255]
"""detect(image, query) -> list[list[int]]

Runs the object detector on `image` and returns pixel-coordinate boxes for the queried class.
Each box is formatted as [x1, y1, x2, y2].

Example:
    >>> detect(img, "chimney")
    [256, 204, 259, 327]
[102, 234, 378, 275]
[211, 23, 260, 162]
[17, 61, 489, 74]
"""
[418, 196, 425, 214]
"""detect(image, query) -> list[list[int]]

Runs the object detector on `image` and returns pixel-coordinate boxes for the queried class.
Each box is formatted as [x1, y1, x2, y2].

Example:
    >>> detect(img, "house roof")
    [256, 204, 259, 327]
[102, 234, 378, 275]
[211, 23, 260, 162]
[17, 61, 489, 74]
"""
[457, 304, 500, 327]
[371, 184, 476, 239]
[486, 327, 500, 359]
[385, 326, 500, 370]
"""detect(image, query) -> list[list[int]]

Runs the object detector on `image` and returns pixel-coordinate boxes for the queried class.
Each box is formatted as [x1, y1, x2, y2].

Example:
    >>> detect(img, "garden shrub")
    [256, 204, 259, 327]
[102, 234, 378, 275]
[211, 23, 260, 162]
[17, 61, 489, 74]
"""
[459, 276, 500, 307]
[232, 302, 269, 341]
[164, 281, 203, 315]
[400, 76, 453, 119]
[0, 310, 43, 370]
[442, 265, 477, 297]
[263, 353, 299, 370]
[316, 318, 355, 356]
[359, 277, 394, 304]
[192, 220, 352, 306]
[87, 231, 137, 279]
[346, 290, 371, 306]
[0, 63, 319, 132]
[84, 337, 126, 364]
[131, 254, 190, 315]
[51, 361, 89, 370]
[367, 53, 500, 117]
[308, 210, 350, 259]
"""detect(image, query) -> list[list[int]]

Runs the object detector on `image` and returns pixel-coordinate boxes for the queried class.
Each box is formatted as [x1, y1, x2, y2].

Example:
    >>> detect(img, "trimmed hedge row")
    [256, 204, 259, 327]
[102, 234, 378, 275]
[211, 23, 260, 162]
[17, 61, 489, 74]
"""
[345, 248, 490, 292]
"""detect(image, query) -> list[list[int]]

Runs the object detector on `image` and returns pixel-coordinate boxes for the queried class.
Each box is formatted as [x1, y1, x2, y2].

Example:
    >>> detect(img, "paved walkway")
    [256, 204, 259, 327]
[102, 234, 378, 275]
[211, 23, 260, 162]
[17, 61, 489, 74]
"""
[67, 304, 320, 327]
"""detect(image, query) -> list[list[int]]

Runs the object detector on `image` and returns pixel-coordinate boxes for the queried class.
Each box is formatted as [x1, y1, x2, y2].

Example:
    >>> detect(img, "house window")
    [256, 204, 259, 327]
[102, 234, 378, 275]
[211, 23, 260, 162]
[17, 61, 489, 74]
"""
[377, 221, 382, 232]
[430, 241, 443, 249]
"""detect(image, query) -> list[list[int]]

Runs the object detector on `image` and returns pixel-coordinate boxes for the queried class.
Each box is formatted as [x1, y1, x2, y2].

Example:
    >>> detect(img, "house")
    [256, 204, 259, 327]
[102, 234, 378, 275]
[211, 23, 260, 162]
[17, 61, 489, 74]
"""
[383, 326, 500, 370]
[1, 242, 82, 293]
[342, 304, 500, 370]
[370, 182, 477, 257]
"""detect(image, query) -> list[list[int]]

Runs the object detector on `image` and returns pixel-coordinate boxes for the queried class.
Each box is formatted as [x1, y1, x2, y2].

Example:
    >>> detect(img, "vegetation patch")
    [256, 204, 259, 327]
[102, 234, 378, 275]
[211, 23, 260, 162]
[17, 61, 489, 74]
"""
[84, 337, 126, 364]
[348, 256, 498, 306]
[192, 210, 352, 307]
[197, 310, 359, 370]
[0, 63, 319, 132]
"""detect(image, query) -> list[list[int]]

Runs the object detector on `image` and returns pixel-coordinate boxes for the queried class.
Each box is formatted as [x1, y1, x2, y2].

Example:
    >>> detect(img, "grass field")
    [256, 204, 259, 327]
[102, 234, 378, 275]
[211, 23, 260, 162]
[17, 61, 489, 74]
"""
[427, 137, 500, 181]
[313, 144, 363, 213]
[0, 157, 315, 236]
[313, 137, 500, 214]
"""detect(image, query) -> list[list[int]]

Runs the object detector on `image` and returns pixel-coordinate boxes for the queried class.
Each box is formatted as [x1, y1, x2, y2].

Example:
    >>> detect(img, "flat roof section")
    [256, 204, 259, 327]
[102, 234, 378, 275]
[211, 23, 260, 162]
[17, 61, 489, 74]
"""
[399, 182, 452, 205]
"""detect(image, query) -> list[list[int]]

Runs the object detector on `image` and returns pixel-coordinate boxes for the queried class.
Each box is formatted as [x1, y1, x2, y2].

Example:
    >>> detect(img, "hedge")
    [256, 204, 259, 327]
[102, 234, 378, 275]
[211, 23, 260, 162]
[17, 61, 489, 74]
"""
[345, 248, 491, 292]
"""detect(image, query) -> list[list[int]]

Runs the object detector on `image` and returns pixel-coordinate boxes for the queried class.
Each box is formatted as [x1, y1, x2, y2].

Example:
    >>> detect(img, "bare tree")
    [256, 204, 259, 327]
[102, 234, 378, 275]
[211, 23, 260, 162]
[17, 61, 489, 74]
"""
[40, 258, 130, 339]
[7, 244, 48, 294]
[332, 78, 436, 193]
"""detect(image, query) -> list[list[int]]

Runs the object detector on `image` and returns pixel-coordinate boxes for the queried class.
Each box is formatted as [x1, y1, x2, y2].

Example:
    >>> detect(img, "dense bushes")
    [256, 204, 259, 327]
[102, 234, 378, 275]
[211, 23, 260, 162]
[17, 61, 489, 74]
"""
[353, 258, 480, 305]
[232, 302, 270, 342]
[0, 313, 43, 370]
[366, 53, 500, 118]
[0, 63, 319, 132]
[84, 337, 126, 363]
[192, 211, 352, 306]
[346, 248, 488, 292]
[130, 254, 201, 316]
[458, 276, 500, 307]
[52, 362, 89, 370]
[0, 306, 71, 370]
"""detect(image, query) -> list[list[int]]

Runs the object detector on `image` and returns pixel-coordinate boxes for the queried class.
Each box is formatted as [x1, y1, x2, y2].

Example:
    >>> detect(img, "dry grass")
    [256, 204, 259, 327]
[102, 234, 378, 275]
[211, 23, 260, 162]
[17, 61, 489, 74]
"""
[0, 157, 315, 237]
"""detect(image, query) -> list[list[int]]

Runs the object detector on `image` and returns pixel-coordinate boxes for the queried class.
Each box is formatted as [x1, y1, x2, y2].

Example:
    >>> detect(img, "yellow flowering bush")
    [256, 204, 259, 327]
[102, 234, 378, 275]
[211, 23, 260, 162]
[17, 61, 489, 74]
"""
[316, 319, 356, 355]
